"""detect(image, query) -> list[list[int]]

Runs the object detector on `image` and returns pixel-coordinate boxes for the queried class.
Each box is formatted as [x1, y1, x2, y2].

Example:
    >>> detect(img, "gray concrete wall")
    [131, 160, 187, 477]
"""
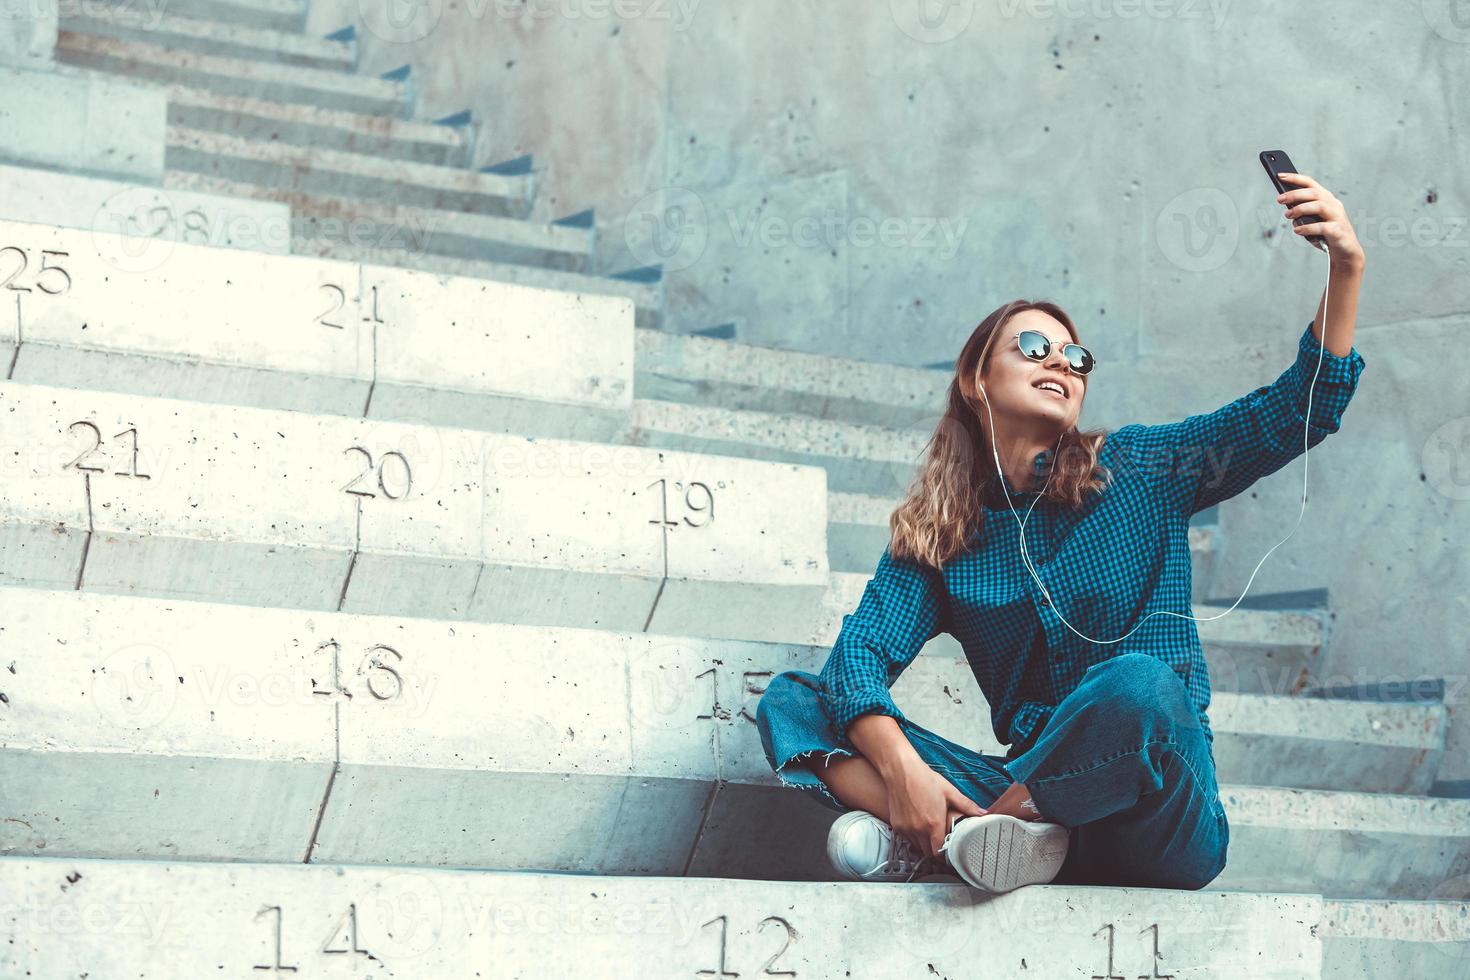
[317, 1, 1466, 782]
[0, 63, 165, 180]
[0, 0, 56, 65]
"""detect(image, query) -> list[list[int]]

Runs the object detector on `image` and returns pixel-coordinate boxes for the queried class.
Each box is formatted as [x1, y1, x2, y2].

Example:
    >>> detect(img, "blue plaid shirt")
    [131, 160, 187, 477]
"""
[819, 320, 1367, 758]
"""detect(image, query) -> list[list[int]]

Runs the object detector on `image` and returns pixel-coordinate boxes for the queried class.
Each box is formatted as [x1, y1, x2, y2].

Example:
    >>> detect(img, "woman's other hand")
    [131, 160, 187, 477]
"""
[886, 758, 987, 859]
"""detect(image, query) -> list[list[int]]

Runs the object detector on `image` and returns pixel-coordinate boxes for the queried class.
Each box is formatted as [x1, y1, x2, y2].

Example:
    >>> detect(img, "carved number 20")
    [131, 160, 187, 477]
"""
[342, 447, 412, 500]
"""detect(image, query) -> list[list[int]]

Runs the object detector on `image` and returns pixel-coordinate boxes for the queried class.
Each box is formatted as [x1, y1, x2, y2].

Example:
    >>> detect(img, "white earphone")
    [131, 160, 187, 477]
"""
[978, 245, 1333, 645]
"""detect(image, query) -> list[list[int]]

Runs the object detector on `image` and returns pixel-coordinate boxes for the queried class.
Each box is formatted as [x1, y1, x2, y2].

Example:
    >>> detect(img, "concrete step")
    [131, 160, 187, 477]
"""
[1216, 785, 1470, 899]
[0, 219, 913, 583]
[1320, 898, 1470, 978]
[86, 0, 308, 33]
[0, 162, 290, 253]
[164, 83, 473, 166]
[165, 125, 530, 218]
[628, 397, 926, 498]
[0, 379, 827, 636]
[634, 326, 951, 429]
[56, 32, 410, 116]
[0, 856, 1325, 978]
[0, 62, 165, 183]
[0, 587, 1452, 900]
[0, 217, 631, 435]
[164, 170, 591, 271]
[816, 571, 1332, 698]
[297, 236, 662, 328]
[60, 7, 354, 70]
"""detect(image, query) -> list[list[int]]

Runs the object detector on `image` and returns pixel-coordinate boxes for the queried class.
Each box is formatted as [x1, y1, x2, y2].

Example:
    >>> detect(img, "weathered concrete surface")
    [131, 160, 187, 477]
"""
[633, 327, 950, 429]
[0, 590, 333, 862]
[61, 6, 354, 70]
[0, 587, 1451, 899]
[167, 169, 589, 270]
[164, 83, 473, 166]
[3, 219, 372, 415]
[56, 32, 407, 116]
[0, 219, 631, 437]
[0, 382, 826, 631]
[0, 0, 57, 66]
[0, 64, 164, 181]
[367, 268, 633, 443]
[294, 237, 663, 328]
[165, 125, 527, 216]
[118, 0, 307, 33]
[1320, 898, 1470, 979]
[629, 397, 931, 497]
[0, 856, 1324, 979]
[0, 163, 290, 254]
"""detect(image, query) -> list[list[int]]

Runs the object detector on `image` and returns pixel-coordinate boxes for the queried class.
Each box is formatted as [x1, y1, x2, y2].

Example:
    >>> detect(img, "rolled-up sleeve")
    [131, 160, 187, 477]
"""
[818, 543, 947, 743]
[1119, 319, 1366, 516]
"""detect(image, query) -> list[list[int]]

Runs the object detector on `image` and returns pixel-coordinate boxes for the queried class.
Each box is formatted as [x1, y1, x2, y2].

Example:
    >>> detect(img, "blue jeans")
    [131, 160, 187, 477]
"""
[754, 652, 1230, 890]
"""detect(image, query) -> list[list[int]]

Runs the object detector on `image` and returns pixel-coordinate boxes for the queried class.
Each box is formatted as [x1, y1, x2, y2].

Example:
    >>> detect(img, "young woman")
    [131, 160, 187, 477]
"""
[755, 172, 1367, 893]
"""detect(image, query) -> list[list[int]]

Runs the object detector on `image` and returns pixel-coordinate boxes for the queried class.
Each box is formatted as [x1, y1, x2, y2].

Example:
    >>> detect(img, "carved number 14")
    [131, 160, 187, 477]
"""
[253, 903, 372, 972]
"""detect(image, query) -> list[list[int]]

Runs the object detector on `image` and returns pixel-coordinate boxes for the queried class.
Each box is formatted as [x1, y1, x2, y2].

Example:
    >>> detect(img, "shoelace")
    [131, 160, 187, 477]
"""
[889, 833, 929, 883]
[898, 815, 964, 883]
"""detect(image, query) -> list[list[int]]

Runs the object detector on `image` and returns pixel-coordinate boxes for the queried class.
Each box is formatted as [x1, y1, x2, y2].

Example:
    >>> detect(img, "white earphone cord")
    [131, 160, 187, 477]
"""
[981, 253, 1330, 645]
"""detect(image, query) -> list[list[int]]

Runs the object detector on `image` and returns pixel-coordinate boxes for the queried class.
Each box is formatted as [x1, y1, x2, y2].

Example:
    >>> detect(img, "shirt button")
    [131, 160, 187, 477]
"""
[1040, 594, 1051, 606]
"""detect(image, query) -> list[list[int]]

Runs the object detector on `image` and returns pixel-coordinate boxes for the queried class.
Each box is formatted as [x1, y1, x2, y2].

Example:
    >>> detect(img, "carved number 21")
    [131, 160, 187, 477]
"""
[65, 422, 150, 479]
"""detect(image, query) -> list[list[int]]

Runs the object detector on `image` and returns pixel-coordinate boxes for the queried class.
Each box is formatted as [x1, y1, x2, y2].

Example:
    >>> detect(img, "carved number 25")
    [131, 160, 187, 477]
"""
[0, 246, 71, 295]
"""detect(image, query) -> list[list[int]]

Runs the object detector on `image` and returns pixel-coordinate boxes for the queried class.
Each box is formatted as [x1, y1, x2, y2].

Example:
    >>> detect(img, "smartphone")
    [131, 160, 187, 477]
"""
[1259, 150, 1327, 252]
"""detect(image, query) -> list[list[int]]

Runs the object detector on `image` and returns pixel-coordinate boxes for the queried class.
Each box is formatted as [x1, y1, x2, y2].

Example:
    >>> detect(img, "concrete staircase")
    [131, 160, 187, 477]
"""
[0, 2, 1465, 977]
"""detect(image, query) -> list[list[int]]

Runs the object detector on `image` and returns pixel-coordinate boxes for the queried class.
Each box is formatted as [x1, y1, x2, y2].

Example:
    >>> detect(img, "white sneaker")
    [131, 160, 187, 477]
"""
[937, 813, 1069, 893]
[826, 810, 947, 883]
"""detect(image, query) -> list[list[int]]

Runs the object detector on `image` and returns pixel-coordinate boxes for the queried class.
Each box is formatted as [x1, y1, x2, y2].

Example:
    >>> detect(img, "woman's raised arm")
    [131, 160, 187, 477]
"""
[1116, 315, 1367, 516]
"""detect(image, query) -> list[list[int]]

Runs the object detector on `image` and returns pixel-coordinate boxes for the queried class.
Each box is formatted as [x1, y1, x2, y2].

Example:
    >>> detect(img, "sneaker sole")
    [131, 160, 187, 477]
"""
[944, 814, 1068, 893]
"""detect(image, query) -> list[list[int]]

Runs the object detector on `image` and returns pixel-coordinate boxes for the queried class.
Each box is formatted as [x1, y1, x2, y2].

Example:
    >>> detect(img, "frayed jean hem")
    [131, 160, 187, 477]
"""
[773, 745, 856, 813]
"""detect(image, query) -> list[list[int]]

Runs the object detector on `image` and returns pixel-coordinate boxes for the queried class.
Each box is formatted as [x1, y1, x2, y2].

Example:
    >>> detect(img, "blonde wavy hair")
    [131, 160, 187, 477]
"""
[889, 299, 1115, 570]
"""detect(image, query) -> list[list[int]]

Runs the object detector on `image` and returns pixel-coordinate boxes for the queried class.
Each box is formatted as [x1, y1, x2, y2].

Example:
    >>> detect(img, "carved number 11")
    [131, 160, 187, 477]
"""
[1092, 922, 1173, 979]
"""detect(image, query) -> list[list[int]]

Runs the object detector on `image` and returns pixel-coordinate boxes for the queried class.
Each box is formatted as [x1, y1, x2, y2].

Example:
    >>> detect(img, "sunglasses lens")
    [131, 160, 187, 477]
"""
[1018, 330, 1050, 359]
[1066, 345, 1095, 375]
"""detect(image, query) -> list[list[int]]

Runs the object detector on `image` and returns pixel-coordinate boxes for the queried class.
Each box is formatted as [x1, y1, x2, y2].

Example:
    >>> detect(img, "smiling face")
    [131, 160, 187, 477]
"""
[976, 309, 1087, 440]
